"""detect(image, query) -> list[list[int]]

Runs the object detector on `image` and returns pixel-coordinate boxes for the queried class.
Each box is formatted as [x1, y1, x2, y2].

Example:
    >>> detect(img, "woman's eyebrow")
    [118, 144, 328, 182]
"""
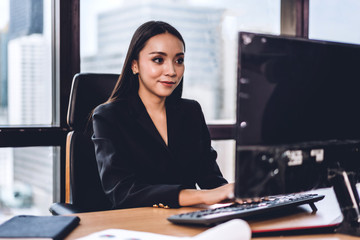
[149, 51, 166, 56]
[148, 51, 184, 56]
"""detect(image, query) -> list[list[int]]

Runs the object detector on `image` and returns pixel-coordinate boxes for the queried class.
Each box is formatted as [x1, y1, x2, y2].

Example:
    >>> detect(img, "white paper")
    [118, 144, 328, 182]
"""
[76, 228, 183, 240]
[76, 219, 251, 240]
[193, 219, 251, 240]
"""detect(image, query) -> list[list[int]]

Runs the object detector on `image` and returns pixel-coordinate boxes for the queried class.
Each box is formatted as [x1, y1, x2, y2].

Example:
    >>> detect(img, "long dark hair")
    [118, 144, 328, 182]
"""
[107, 21, 186, 104]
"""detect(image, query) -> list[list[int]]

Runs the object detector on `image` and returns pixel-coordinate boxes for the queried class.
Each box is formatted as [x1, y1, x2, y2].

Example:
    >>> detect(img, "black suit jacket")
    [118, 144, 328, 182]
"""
[92, 93, 227, 209]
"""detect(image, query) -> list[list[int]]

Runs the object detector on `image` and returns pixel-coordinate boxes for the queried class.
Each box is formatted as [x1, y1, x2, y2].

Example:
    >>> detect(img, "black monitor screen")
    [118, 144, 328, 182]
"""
[235, 32, 360, 198]
[237, 32, 360, 146]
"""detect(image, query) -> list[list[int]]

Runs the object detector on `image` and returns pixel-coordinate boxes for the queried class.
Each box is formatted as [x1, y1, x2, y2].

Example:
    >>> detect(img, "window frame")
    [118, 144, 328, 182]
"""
[0, 0, 79, 203]
[281, 0, 309, 37]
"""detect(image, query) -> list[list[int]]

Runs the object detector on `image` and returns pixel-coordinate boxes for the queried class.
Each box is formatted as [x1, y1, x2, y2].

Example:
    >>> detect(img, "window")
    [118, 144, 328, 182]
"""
[0, 147, 58, 222]
[309, 0, 360, 44]
[1, 0, 53, 126]
[0, 0, 67, 221]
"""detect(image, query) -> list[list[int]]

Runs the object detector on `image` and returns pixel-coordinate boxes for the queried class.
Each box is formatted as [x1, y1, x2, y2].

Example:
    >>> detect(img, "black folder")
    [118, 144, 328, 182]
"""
[0, 215, 80, 239]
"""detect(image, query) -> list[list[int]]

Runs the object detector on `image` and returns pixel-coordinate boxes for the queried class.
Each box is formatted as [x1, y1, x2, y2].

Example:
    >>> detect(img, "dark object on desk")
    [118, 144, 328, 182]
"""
[235, 31, 360, 198]
[49, 73, 118, 215]
[167, 193, 324, 226]
[235, 32, 360, 236]
[0, 215, 80, 239]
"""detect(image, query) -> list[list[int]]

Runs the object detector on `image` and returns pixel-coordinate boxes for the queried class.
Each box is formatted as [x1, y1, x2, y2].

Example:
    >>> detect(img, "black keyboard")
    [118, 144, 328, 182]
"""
[168, 193, 325, 226]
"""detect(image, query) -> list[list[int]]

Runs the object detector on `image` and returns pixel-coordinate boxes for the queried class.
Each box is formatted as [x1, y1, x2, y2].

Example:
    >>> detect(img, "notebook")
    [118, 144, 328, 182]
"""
[0, 215, 80, 240]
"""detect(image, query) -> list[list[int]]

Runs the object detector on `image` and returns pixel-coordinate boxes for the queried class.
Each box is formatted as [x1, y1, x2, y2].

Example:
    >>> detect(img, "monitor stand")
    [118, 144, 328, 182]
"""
[328, 168, 360, 236]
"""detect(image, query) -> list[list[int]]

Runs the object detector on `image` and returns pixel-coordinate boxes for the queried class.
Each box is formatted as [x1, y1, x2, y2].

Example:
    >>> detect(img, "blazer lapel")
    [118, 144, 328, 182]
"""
[128, 94, 169, 151]
[166, 100, 184, 150]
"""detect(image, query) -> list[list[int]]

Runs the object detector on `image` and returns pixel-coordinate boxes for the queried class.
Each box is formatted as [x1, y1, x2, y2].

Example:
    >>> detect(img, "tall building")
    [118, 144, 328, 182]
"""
[2, 0, 44, 117]
[8, 0, 43, 40]
[7, 34, 51, 125]
[81, 0, 224, 120]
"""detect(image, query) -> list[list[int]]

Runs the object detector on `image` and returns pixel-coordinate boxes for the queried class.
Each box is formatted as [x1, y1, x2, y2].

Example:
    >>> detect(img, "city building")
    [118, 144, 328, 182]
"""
[8, 0, 43, 40]
[7, 34, 51, 125]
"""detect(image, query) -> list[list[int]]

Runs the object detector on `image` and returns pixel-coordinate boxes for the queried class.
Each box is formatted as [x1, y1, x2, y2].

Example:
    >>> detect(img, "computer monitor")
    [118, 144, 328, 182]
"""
[235, 32, 360, 199]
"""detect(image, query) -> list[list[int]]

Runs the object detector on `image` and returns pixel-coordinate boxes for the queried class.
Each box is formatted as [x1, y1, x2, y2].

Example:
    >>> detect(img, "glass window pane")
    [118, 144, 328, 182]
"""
[0, 0, 53, 126]
[80, 0, 280, 122]
[0, 147, 57, 222]
[309, 0, 360, 44]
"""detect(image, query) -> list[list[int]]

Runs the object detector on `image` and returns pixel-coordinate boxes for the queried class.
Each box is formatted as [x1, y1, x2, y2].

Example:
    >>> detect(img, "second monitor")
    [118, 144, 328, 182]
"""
[235, 32, 360, 198]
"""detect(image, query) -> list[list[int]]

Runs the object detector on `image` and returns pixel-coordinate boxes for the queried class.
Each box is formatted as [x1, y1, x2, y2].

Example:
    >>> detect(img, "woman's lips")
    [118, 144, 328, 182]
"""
[159, 81, 176, 87]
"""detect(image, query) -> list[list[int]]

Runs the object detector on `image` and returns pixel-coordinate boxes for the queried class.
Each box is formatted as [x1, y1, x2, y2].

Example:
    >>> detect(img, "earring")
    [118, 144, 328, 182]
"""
[133, 71, 137, 75]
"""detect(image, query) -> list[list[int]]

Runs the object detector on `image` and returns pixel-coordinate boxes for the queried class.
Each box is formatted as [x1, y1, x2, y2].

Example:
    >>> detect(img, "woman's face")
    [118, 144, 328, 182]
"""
[132, 33, 185, 102]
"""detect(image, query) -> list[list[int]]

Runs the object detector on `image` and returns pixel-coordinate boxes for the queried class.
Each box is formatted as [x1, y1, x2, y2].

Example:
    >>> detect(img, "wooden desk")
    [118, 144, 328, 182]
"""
[66, 188, 359, 240]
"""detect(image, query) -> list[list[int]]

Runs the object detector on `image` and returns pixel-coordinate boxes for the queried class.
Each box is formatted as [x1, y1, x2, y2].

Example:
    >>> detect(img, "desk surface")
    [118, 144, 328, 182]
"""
[66, 188, 359, 240]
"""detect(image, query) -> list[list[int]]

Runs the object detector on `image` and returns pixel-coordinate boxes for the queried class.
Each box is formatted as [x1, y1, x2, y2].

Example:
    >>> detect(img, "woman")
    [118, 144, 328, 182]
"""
[92, 21, 234, 209]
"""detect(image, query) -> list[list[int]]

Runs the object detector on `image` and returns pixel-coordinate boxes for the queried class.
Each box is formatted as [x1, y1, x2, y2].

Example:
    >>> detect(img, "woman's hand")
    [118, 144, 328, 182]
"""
[179, 183, 234, 206]
[200, 183, 235, 205]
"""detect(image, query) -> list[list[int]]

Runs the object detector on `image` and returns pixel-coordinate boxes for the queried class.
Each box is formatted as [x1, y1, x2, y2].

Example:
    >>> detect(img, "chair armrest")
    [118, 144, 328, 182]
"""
[49, 202, 84, 215]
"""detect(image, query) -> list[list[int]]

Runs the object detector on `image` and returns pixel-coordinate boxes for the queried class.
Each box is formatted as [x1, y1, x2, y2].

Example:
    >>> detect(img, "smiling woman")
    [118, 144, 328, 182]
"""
[91, 21, 234, 210]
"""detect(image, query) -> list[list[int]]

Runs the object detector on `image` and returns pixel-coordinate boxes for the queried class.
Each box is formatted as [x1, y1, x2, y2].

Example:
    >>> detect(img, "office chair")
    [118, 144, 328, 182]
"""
[49, 73, 118, 215]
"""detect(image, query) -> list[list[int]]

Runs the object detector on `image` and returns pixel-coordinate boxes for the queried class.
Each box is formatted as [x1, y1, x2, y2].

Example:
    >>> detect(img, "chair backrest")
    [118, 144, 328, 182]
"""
[66, 73, 118, 212]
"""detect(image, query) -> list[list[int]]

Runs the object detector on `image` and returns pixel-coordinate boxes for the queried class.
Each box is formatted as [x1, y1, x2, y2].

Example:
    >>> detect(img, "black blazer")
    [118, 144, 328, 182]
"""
[92, 93, 227, 209]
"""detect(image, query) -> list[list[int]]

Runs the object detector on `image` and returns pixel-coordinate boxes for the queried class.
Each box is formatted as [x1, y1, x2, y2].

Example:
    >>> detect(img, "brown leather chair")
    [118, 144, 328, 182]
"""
[49, 73, 118, 215]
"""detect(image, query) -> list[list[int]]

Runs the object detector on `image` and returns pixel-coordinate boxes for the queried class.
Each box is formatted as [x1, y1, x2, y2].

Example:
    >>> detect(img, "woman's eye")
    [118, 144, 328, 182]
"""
[152, 57, 163, 63]
[176, 58, 184, 64]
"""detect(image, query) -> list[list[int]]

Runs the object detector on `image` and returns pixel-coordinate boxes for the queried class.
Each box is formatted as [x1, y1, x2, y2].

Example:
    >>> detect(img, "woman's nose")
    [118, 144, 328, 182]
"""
[164, 61, 176, 77]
